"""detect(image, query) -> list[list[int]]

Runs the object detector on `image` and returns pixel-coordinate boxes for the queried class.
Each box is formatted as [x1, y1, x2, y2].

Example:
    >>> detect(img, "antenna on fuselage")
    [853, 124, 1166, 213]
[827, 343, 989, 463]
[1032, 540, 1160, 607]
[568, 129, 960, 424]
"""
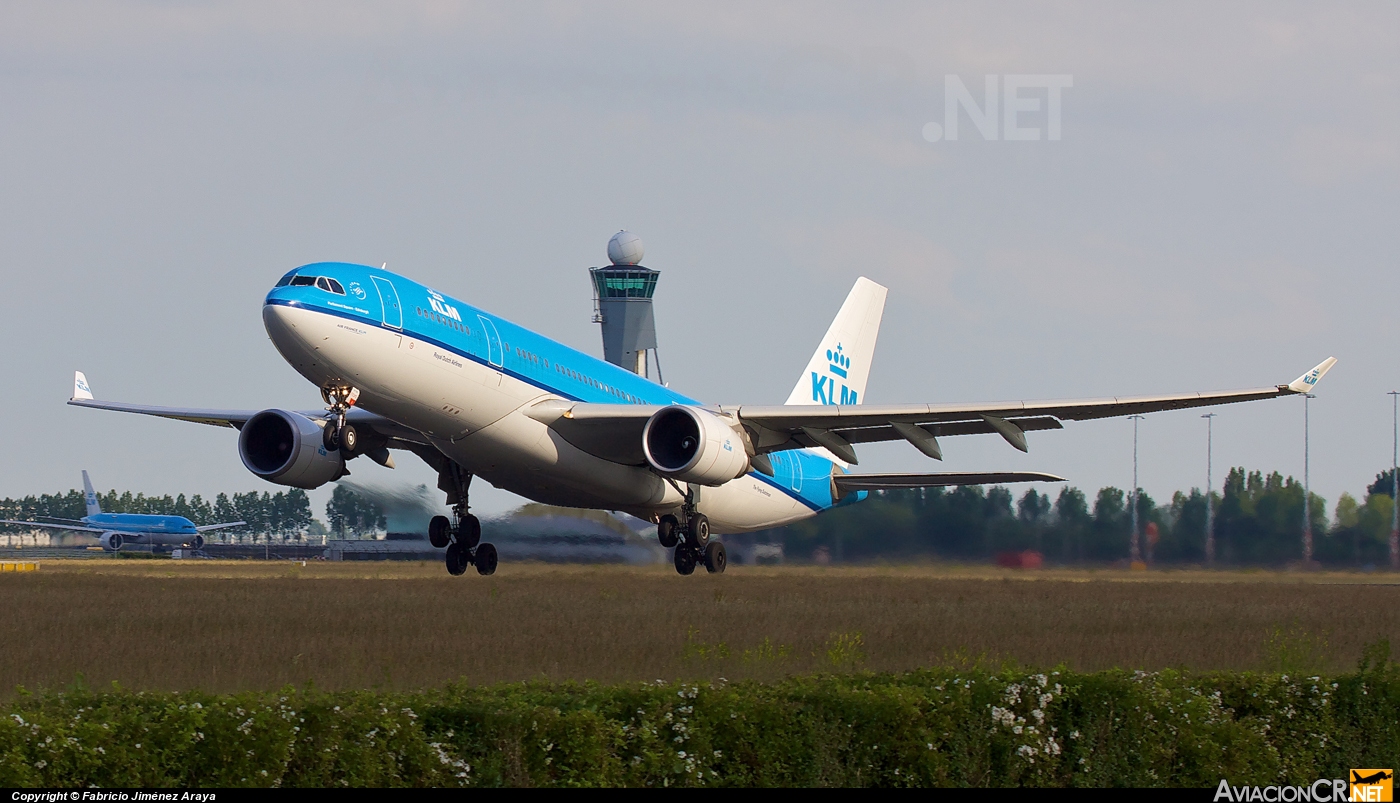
[590, 231, 663, 383]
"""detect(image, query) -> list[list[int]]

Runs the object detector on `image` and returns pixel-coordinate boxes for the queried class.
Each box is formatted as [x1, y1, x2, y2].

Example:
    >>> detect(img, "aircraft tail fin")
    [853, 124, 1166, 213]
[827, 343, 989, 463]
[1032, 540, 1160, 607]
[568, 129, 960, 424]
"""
[784, 277, 887, 407]
[81, 470, 101, 517]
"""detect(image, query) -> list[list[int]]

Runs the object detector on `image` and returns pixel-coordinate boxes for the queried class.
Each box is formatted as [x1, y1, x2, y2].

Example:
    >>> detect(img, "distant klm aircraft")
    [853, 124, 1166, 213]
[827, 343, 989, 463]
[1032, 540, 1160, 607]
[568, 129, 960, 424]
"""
[68, 263, 1336, 576]
[0, 471, 245, 551]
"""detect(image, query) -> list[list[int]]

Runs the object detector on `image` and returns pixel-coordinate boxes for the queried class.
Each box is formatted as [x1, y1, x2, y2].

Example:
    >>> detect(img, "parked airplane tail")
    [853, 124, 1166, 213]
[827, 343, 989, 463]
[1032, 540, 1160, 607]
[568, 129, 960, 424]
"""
[784, 277, 887, 407]
[81, 470, 101, 517]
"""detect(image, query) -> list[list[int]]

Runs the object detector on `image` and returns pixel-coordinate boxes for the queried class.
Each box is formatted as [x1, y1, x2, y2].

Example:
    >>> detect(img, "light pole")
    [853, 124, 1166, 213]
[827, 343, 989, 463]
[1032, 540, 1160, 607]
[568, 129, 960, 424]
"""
[1303, 393, 1316, 565]
[1129, 414, 1145, 564]
[1202, 412, 1216, 565]
[1390, 391, 1399, 570]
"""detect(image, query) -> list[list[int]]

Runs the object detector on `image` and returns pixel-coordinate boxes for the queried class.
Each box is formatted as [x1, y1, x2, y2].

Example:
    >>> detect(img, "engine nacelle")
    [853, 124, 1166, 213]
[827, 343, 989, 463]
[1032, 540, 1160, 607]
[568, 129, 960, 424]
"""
[99, 532, 123, 551]
[642, 406, 751, 486]
[238, 409, 345, 489]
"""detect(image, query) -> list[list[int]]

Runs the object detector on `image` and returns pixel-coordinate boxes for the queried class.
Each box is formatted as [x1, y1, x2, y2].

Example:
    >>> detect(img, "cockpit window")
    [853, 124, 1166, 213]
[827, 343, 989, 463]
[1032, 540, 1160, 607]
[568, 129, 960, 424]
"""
[315, 277, 346, 294]
[290, 275, 317, 287]
[275, 272, 297, 287]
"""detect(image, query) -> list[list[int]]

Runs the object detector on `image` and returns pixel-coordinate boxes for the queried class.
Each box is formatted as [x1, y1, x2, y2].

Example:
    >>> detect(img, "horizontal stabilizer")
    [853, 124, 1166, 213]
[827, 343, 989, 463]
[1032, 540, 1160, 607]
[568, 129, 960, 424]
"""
[833, 471, 1064, 497]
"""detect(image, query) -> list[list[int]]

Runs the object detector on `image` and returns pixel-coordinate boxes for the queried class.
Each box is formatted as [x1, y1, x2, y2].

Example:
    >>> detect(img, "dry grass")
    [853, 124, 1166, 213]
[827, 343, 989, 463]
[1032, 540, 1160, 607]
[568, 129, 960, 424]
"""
[0, 560, 1397, 696]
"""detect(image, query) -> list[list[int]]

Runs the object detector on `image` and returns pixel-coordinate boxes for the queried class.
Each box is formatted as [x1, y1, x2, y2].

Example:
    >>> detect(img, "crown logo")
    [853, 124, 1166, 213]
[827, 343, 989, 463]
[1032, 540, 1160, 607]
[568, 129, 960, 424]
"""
[826, 344, 850, 379]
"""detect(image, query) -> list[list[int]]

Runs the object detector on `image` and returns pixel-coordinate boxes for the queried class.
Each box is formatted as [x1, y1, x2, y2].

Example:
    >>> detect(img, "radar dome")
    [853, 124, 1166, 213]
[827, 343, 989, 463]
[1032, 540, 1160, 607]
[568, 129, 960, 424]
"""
[607, 231, 645, 266]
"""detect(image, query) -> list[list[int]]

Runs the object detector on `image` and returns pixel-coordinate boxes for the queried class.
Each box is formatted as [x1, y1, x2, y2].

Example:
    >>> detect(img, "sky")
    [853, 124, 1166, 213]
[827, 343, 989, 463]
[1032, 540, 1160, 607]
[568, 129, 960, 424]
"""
[0, 2, 1396, 522]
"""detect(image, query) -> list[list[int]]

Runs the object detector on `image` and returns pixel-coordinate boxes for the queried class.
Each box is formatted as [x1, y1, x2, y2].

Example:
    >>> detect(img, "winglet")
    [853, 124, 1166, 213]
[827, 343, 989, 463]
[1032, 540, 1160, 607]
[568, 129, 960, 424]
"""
[1286, 357, 1337, 394]
[73, 371, 94, 401]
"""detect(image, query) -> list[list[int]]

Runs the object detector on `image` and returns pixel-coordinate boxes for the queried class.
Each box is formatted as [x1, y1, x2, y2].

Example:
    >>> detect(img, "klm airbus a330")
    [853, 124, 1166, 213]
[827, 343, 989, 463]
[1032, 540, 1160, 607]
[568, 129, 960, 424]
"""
[69, 262, 1335, 576]
[0, 470, 244, 552]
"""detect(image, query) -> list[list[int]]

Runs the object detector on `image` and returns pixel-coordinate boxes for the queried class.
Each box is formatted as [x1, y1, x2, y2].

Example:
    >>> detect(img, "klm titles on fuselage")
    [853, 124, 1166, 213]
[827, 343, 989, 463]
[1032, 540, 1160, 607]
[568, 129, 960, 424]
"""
[811, 343, 858, 405]
[428, 290, 462, 322]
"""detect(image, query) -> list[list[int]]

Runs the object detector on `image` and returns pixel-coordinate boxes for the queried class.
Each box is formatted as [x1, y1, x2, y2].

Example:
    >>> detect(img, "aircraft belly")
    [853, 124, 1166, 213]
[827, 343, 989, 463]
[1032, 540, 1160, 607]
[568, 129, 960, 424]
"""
[697, 478, 818, 534]
[439, 410, 682, 510]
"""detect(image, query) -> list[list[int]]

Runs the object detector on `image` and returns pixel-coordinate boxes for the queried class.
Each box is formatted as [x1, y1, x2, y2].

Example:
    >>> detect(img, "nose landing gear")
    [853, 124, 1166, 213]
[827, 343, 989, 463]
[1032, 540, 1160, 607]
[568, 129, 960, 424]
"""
[432, 462, 496, 576]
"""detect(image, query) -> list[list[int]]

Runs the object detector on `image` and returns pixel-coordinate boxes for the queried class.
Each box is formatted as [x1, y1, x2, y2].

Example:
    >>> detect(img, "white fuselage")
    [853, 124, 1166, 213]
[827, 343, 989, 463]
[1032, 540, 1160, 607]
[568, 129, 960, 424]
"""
[262, 302, 821, 533]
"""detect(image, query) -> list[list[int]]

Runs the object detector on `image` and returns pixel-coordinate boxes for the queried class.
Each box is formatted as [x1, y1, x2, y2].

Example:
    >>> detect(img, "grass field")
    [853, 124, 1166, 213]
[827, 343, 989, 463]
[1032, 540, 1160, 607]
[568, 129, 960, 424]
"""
[1, 560, 1397, 695]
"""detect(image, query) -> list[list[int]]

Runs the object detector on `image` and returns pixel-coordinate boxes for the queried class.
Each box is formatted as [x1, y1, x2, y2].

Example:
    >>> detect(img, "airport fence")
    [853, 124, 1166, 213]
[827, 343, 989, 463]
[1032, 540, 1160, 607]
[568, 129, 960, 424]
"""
[1, 655, 1396, 788]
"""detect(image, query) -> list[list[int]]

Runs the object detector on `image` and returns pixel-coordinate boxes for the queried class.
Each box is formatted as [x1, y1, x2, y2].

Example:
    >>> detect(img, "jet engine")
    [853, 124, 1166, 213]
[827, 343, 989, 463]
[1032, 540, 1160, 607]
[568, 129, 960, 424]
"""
[642, 406, 751, 486]
[99, 532, 123, 551]
[238, 409, 346, 489]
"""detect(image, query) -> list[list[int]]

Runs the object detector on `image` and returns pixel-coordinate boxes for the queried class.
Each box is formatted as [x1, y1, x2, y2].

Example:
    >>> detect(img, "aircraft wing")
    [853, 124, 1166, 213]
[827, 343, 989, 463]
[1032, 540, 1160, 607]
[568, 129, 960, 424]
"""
[526, 358, 1336, 466]
[68, 373, 432, 446]
[67, 398, 261, 429]
[196, 521, 247, 532]
[728, 358, 1337, 463]
[0, 520, 101, 534]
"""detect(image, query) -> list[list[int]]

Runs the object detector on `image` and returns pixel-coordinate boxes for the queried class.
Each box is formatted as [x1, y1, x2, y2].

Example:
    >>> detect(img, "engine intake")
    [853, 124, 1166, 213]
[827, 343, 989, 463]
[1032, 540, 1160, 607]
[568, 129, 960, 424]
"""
[238, 409, 345, 489]
[642, 406, 750, 486]
[99, 532, 123, 551]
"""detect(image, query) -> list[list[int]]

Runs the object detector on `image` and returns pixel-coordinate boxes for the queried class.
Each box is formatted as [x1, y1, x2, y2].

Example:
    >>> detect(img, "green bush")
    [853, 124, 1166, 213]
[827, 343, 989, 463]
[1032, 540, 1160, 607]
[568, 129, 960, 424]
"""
[2, 660, 1397, 787]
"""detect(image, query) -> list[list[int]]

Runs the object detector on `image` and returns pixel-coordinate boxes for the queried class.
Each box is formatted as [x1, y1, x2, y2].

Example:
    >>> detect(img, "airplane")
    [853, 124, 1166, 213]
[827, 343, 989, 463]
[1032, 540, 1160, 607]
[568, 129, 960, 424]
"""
[67, 262, 1336, 576]
[0, 470, 245, 552]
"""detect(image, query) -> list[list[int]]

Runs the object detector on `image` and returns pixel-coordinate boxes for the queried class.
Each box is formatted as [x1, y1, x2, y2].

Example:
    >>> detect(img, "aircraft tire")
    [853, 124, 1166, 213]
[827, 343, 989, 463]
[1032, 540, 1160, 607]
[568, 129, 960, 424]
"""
[685, 514, 710, 550]
[322, 424, 340, 451]
[673, 546, 696, 576]
[657, 515, 679, 548]
[459, 515, 482, 550]
[339, 424, 359, 453]
[703, 541, 727, 574]
[474, 542, 498, 576]
[445, 543, 468, 576]
[428, 515, 452, 549]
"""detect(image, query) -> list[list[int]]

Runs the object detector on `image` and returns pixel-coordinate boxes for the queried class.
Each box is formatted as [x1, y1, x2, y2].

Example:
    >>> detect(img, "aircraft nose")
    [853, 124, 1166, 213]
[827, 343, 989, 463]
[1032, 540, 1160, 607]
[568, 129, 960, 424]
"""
[262, 302, 302, 345]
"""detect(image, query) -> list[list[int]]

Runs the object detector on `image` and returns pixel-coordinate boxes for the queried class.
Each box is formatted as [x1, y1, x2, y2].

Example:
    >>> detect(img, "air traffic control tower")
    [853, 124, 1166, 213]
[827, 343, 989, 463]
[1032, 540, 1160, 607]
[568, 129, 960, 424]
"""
[591, 231, 662, 382]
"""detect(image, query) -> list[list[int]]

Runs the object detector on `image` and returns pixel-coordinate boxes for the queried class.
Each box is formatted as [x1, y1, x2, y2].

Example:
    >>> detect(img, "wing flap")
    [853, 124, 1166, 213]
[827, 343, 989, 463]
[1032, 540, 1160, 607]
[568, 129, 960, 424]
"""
[832, 471, 1065, 496]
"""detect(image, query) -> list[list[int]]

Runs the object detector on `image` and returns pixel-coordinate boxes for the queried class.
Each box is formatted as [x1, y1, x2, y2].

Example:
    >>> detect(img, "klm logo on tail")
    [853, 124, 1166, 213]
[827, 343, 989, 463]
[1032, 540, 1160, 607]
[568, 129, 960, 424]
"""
[811, 343, 857, 405]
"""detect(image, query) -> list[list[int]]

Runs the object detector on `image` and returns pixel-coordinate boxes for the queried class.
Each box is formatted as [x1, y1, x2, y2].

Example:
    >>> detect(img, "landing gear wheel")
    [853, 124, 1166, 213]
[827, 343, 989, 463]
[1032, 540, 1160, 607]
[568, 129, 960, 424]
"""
[673, 546, 697, 576]
[445, 543, 468, 576]
[685, 514, 710, 550]
[704, 541, 727, 574]
[338, 424, 359, 453]
[657, 514, 679, 549]
[323, 424, 340, 451]
[458, 515, 482, 550]
[474, 542, 498, 575]
[428, 515, 452, 549]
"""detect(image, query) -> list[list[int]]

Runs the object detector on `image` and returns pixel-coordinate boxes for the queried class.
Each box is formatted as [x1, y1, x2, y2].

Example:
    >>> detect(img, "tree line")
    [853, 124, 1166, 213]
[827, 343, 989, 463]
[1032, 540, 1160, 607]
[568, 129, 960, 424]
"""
[761, 466, 1400, 567]
[0, 484, 392, 541]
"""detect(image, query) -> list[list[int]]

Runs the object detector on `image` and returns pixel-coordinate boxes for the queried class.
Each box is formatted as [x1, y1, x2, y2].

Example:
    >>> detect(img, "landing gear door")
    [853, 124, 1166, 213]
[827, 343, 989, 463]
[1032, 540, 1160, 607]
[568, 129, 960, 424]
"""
[371, 276, 403, 330]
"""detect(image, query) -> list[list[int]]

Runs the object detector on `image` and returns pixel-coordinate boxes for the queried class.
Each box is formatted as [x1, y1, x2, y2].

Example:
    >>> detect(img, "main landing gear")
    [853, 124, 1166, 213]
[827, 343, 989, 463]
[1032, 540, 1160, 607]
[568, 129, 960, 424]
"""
[429, 462, 497, 576]
[658, 490, 726, 576]
[321, 381, 361, 453]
